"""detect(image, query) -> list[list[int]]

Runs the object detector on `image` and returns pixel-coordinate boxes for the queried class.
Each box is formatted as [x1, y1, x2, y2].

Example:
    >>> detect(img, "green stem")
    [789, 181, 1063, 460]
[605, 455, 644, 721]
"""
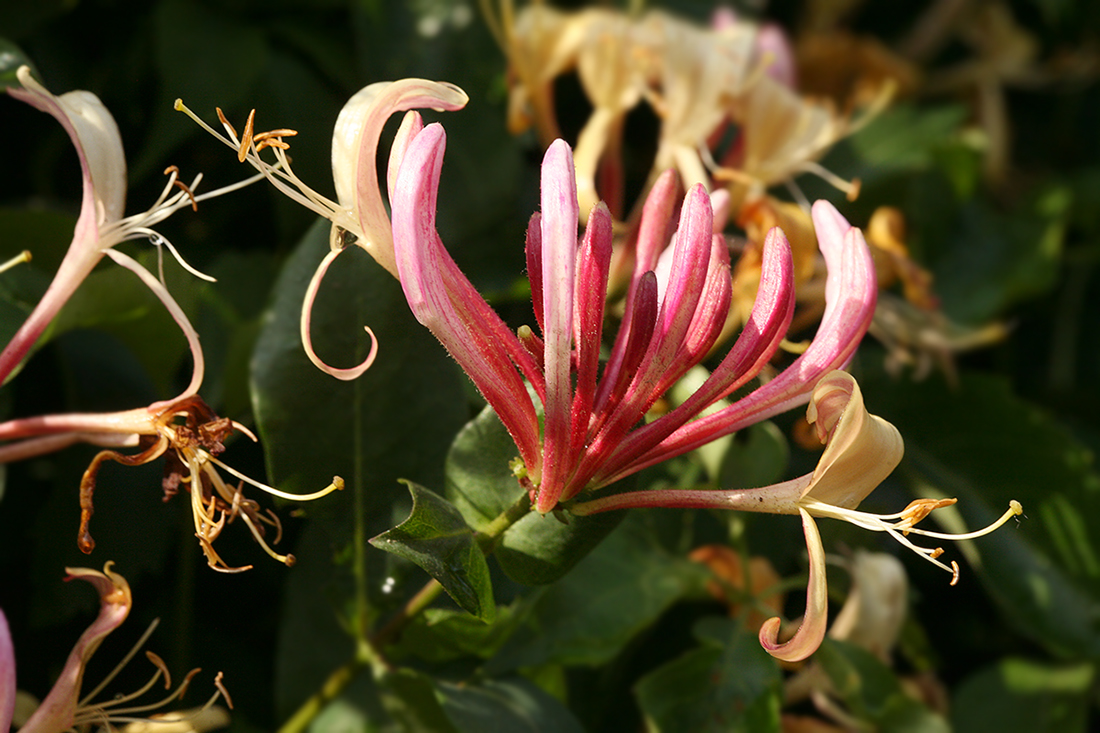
[277, 492, 534, 731]
[275, 655, 366, 733]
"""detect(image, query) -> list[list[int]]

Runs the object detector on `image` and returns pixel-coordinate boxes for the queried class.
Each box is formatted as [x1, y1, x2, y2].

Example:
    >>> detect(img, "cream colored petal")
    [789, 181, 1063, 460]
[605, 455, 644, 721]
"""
[828, 550, 908, 663]
[330, 78, 468, 276]
[11, 67, 126, 226]
[801, 371, 904, 509]
[759, 508, 829, 661]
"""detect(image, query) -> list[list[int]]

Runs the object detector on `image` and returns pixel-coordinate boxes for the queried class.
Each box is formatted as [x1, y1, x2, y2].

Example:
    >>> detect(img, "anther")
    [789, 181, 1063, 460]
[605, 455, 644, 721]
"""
[238, 109, 256, 163]
[215, 107, 238, 140]
[163, 165, 198, 211]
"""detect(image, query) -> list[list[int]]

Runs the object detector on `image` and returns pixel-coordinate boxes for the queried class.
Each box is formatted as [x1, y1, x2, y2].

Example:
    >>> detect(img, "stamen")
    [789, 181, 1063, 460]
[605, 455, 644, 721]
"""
[201, 452, 345, 501]
[163, 165, 198, 211]
[0, 250, 32, 274]
[215, 672, 233, 710]
[802, 498, 1023, 583]
[238, 109, 256, 163]
[79, 618, 162, 706]
[214, 106, 240, 141]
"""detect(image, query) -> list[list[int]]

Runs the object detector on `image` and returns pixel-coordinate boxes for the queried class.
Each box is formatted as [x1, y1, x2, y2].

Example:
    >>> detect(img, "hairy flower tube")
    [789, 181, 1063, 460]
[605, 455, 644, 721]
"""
[571, 371, 1023, 661]
[391, 124, 878, 515]
[1, 563, 230, 733]
[176, 78, 468, 380]
[1, 66, 254, 386]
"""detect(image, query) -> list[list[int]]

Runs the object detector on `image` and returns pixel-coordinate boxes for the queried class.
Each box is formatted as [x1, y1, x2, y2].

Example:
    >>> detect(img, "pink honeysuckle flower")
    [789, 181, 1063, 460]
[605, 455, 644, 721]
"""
[1, 66, 252, 387]
[175, 79, 468, 380]
[5, 564, 230, 733]
[571, 371, 1023, 661]
[391, 123, 878, 515]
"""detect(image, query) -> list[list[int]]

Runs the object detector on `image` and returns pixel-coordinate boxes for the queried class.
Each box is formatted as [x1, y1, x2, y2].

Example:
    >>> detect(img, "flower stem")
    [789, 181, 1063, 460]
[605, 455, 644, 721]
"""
[276, 492, 533, 731]
[275, 655, 366, 733]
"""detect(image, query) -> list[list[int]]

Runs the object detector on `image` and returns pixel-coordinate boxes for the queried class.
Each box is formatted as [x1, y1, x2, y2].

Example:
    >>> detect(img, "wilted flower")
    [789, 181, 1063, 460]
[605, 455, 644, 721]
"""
[0, 385, 342, 572]
[391, 122, 877, 515]
[2, 563, 230, 733]
[175, 79, 468, 380]
[573, 370, 1022, 661]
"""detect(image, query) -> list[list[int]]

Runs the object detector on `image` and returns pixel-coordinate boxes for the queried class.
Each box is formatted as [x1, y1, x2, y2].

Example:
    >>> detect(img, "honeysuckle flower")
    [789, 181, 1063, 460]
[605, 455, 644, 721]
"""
[7, 563, 230, 733]
[392, 120, 877, 515]
[0, 387, 343, 572]
[1, 66, 253, 386]
[176, 78, 468, 380]
[571, 370, 1023, 661]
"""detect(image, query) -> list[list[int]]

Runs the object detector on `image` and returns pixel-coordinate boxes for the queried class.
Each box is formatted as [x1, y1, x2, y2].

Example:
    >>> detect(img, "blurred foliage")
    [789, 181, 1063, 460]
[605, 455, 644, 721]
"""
[1, 0, 1100, 731]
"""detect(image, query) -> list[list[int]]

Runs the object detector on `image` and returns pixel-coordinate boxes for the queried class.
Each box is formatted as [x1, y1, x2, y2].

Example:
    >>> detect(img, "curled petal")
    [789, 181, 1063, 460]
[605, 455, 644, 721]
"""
[20, 564, 132, 733]
[801, 371, 904, 509]
[298, 247, 379, 381]
[759, 509, 828, 662]
[9, 66, 126, 226]
[102, 250, 205, 406]
[332, 79, 469, 276]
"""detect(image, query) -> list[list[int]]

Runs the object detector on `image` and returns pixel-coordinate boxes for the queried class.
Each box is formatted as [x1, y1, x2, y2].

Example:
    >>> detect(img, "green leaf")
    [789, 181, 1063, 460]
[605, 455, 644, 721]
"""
[634, 617, 782, 733]
[370, 481, 496, 622]
[444, 400, 631, 585]
[861, 368, 1100, 658]
[378, 668, 460, 733]
[252, 218, 468, 718]
[952, 658, 1095, 733]
[816, 639, 950, 732]
[0, 38, 34, 89]
[930, 188, 1069, 324]
[844, 103, 970, 182]
[437, 677, 584, 733]
[717, 420, 789, 490]
[486, 517, 709, 671]
[391, 606, 522, 664]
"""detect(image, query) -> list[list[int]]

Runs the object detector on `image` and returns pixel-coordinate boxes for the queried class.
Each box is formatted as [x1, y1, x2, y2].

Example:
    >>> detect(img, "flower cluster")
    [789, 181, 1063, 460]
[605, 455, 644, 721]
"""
[1, 67, 339, 572]
[391, 127, 876, 515]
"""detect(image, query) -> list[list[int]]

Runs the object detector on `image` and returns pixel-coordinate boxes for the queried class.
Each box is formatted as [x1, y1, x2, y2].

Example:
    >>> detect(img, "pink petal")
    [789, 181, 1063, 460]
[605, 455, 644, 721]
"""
[536, 140, 581, 513]
[616, 201, 876, 472]
[391, 123, 543, 474]
[593, 224, 794, 485]
[20, 565, 132, 733]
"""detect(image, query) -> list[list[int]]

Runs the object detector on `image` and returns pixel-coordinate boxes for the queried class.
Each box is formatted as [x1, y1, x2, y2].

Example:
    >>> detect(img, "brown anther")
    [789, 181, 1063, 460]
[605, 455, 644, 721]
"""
[284, 553, 296, 567]
[929, 547, 945, 559]
[215, 672, 234, 710]
[215, 107, 237, 139]
[898, 497, 957, 532]
[265, 508, 284, 545]
[163, 165, 198, 211]
[949, 561, 960, 586]
[254, 139, 291, 153]
[237, 109, 256, 163]
[252, 128, 298, 143]
[178, 667, 202, 698]
[145, 651, 172, 689]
